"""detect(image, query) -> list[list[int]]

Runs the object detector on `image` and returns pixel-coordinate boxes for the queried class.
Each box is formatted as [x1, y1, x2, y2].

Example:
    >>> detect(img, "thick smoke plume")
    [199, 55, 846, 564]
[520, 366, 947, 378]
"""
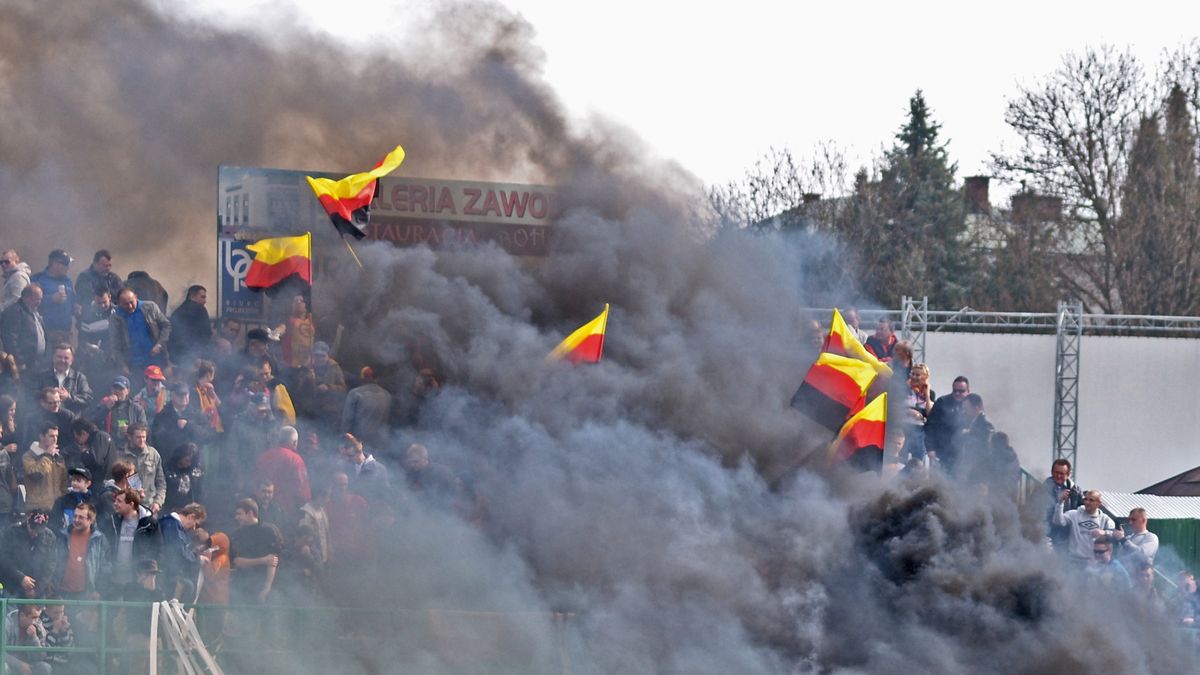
[1, 1, 1194, 673]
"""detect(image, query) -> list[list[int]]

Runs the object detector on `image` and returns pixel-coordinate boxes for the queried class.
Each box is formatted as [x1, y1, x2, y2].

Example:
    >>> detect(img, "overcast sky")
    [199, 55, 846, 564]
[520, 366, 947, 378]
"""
[198, 0, 1198, 194]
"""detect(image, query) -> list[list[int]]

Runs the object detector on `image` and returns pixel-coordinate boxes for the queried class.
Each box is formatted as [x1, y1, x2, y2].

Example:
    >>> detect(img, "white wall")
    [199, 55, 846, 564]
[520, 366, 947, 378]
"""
[923, 332, 1200, 492]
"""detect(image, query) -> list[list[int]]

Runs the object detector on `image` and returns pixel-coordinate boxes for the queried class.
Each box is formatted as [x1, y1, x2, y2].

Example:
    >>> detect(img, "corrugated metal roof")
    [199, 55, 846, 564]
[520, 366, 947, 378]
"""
[1100, 492, 1200, 520]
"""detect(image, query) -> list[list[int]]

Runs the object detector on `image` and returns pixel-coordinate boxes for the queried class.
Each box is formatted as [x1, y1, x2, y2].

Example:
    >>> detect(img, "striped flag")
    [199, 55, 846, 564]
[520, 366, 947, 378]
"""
[823, 308, 892, 377]
[306, 145, 406, 239]
[547, 304, 609, 364]
[790, 352, 878, 432]
[245, 233, 312, 289]
[827, 392, 887, 470]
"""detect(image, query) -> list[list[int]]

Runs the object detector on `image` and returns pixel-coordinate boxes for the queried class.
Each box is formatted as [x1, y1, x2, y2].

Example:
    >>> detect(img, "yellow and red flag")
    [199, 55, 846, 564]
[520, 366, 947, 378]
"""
[827, 392, 887, 469]
[306, 145, 406, 240]
[790, 352, 878, 432]
[823, 309, 892, 377]
[245, 233, 312, 289]
[547, 304, 609, 364]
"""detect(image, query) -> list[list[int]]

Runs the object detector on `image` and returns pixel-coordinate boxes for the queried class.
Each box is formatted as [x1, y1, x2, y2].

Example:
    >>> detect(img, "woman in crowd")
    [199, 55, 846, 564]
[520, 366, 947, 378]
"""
[163, 442, 205, 513]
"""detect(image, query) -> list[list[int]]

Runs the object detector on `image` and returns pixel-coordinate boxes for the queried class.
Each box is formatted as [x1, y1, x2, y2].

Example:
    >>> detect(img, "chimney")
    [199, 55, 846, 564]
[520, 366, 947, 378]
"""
[963, 176, 990, 214]
[1011, 192, 1063, 224]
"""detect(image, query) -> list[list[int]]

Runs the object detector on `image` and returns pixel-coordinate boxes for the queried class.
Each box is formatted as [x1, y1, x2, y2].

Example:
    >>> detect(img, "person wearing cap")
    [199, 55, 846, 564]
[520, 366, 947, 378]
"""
[239, 327, 280, 381]
[152, 380, 210, 458]
[132, 364, 167, 428]
[118, 558, 168, 647]
[306, 340, 346, 420]
[168, 284, 213, 366]
[51, 500, 109, 596]
[109, 286, 171, 377]
[29, 250, 76, 346]
[0, 283, 45, 374]
[62, 417, 117, 487]
[85, 375, 147, 456]
[227, 392, 280, 493]
[0, 249, 31, 313]
[51, 466, 97, 531]
[0, 509, 58, 598]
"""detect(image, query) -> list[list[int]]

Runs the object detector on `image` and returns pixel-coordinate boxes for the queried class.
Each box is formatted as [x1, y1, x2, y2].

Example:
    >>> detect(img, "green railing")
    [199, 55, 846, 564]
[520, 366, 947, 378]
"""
[0, 596, 577, 674]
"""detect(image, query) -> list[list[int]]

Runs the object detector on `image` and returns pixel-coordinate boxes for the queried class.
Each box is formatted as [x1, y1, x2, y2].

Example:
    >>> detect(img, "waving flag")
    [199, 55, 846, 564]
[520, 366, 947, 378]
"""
[306, 145, 406, 239]
[827, 392, 887, 470]
[790, 352, 878, 432]
[547, 304, 609, 364]
[245, 233, 312, 289]
[823, 309, 892, 377]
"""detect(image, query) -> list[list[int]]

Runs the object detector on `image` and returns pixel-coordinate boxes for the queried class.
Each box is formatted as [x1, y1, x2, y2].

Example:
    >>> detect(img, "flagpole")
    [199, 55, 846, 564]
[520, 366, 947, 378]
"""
[341, 233, 364, 269]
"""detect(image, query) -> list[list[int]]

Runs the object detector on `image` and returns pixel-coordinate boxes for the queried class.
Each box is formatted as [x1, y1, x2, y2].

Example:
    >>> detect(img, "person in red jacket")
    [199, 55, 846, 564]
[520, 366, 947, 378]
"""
[254, 425, 310, 518]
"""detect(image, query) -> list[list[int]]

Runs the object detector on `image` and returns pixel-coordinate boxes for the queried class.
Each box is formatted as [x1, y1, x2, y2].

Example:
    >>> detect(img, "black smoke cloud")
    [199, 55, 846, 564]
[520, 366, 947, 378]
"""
[1, 1, 1194, 673]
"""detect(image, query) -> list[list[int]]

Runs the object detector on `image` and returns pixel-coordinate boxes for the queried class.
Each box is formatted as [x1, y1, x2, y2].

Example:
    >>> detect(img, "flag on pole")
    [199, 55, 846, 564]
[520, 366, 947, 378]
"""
[827, 392, 887, 469]
[245, 233, 312, 289]
[790, 352, 878, 432]
[306, 145, 406, 240]
[823, 309, 892, 377]
[547, 304, 609, 364]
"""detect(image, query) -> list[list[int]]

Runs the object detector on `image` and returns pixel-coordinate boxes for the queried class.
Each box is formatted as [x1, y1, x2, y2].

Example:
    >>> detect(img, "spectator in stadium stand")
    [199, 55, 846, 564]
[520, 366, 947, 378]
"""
[0, 351, 19, 401]
[23, 422, 66, 513]
[123, 270, 168, 312]
[844, 307, 869, 343]
[168, 284, 214, 366]
[803, 318, 823, 351]
[256, 425, 311, 517]
[898, 363, 934, 461]
[1042, 458, 1084, 551]
[240, 327, 279, 382]
[99, 487, 158, 589]
[277, 293, 315, 371]
[253, 480, 287, 533]
[96, 459, 140, 521]
[890, 341, 914, 384]
[132, 364, 167, 429]
[163, 442, 205, 513]
[968, 430, 1020, 498]
[33, 344, 92, 417]
[404, 442, 460, 507]
[29, 249, 76, 347]
[259, 358, 296, 425]
[308, 340, 346, 422]
[52, 501, 110, 596]
[338, 432, 390, 504]
[0, 284, 46, 374]
[227, 392, 279, 492]
[152, 381, 208, 457]
[0, 248, 32, 313]
[110, 287, 172, 380]
[341, 366, 392, 449]
[881, 428, 907, 480]
[326, 470, 372, 601]
[924, 375, 970, 459]
[219, 316, 243, 350]
[125, 422, 166, 516]
[86, 375, 147, 456]
[1169, 571, 1200, 624]
[158, 502, 206, 600]
[1114, 506, 1159, 567]
[298, 482, 331, 571]
[61, 415, 115, 487]
[51, 466, 97, 532]
[1131, 562, 1164, 607]
[4, 603, 49, 675]
[396, 366, 441, 427]
[1086, 536, 1131, 589]
[118, 559, 168, 656]
[189, 359, 223, 434]
[196, 531, 232, 644]
[863, 318, 896, 362]
[0, 395, 22, 523]
[40, 598, 75, 674]
[230, 498, 283, 604]
[76, 285, 114, 349]
[1053, 489, 1119, 566]
[946, 393, 993, 477]
[22, 387, 75, 455]
[73, 250, 122, 304]
[0, 509, 57, 598]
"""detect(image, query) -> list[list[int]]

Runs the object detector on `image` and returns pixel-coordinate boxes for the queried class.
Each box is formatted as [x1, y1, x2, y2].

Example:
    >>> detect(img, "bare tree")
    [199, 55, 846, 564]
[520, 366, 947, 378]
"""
[708, 143, 848, 230]
[993, 47, 1146, 312]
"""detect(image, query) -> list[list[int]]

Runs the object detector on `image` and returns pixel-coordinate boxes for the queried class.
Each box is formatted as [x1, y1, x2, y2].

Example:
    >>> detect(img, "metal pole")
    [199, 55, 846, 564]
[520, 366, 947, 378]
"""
[1052, 300, 1083, 476]
[99, 601, 109, 675]
[900, 296, 929, 364]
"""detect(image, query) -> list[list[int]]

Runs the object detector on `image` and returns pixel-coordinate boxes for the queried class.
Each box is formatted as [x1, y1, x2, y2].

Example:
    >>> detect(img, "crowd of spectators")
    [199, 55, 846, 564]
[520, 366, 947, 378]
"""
[0, 247, 471, 672]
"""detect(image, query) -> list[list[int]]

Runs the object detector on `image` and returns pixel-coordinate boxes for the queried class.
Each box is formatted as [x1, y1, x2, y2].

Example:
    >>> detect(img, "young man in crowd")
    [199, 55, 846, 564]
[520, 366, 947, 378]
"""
[53, 501, 109, 596]
[230, 498, 283, 604]
[125, 423, 166, 515]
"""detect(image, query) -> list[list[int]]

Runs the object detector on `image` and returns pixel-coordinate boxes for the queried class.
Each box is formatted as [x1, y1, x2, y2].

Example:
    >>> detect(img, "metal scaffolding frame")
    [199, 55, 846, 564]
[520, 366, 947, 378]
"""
[900, 296, 928, 364]
[1053, 301, 1084, 473]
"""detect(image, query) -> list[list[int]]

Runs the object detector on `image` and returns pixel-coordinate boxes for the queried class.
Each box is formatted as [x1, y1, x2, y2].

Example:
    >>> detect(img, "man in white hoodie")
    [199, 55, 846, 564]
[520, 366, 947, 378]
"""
[0, 249, 31, 312]
[1053, 489, 1119, 566]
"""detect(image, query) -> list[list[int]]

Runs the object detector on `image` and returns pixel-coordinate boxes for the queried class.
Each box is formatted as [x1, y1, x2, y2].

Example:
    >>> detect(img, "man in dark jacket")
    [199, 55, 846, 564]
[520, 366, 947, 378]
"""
[124, 271, 168, 312]
[949, 393, 994, 478]
[168, 285, 213, 367]
[62, 418, 117, 491]
[0, 284, 45, 374]
[29, 249, 76, 346]
[73, 250, 123, 303]
[99, 487, 160, 588]
[86, 376, 147, 456]
[151, 382, 209, 456]
[21, 387, 76, 455]
[33, 344, 93, 416]
[925, 375, 969, 458]
[0, 509, 58, 597]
